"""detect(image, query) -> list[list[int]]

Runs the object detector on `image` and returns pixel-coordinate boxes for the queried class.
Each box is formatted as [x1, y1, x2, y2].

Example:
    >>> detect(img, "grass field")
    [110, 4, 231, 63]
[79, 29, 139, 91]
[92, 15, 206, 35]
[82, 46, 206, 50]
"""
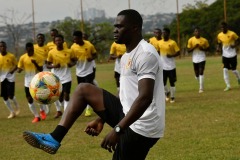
[1, 56, 240, 160]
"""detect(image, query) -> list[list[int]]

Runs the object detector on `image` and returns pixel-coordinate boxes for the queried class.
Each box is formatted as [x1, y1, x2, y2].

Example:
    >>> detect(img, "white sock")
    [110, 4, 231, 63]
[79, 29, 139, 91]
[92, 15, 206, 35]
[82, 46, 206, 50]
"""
[232, 70, 240, 80]
[28, 103, 39, 117]
[170, 87, 176, 98]
[54, 100, 62, 111]
[164, 85, 169, 94]
[39, 104, 44, 111]
[4, 100, 14, 112]
[11, 96, 19, 110]
[223, 68, 230, 87]
[64, 100, 69, 111]
[199, 75, 204, 90]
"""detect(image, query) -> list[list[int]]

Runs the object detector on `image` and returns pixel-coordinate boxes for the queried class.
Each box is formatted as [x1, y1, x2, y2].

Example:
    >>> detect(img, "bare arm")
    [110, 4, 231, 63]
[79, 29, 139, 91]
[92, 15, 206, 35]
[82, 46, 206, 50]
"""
[9, 66, 18, 74]
[31, 59, 43, 72]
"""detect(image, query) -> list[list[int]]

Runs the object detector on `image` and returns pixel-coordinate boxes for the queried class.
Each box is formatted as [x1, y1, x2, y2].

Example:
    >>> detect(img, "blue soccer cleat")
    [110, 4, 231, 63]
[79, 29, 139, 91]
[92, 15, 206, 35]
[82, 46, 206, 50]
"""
[23, 131, 61, 154]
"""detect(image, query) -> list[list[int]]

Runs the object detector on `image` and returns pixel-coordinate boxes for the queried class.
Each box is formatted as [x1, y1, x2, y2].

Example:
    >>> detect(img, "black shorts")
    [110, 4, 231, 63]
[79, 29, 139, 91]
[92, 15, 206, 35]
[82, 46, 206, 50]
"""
[62, 81, 71, 94]
[1, 79, 15, 98]
[193, 61, 206, 71]
[99, 89, 159, 160]
[163, 69, 177, 85]
[77, 73, 94, 85]
[222, 56, 237, 70]
[93, 67, 96, 79]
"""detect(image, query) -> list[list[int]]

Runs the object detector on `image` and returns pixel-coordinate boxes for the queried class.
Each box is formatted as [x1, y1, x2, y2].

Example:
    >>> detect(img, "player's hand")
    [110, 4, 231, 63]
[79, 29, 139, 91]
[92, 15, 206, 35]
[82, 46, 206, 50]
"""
[195, 44, 199, 49]
[230, 44, 236, 49]
[166, 54, 172, 58]
[84, 119, 104, 136]
[199, 46, 204, 51]
[87, 57, 93, 62]
[101, 130, 120, 153]
[31, 59, 36, 64]
[54, 64, 61, 68]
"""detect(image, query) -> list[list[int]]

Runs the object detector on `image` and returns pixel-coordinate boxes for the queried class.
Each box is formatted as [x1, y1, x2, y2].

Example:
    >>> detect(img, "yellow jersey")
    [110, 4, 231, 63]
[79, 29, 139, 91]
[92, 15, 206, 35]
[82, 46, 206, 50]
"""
[158, 39, 180, 56]
[71, 40, 97, 61]
[0, 52, 17, 82]
[110, 42, 126, 56]
[149, 37, 161, 52]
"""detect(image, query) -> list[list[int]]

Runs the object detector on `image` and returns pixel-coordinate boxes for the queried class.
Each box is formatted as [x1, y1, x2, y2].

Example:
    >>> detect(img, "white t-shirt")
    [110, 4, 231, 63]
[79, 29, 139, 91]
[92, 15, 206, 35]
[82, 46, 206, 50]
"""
[119, 39, 165, 138]
[52, 67, 72, 84]
[160, 56, 176, 70]
[192, 50, 206, 63]
[222, 46, 237, 58]
[114, 58, 121, 74]
[76, 61, 94, 77]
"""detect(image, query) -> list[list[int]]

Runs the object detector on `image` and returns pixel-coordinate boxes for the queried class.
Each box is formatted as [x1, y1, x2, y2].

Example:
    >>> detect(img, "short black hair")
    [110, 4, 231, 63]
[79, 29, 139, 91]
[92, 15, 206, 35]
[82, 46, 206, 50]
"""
[51, 28, 58, 33]
[221, 22, 228, 27]
[26, 42, 33, 48]
[0, 41, 6, 46]
[37, 33, 45, 38]
[73, 30, 83, 38]
[55, 34, 64, 41]
[117, 9, 143, 28]
[154, 28, 161, 31]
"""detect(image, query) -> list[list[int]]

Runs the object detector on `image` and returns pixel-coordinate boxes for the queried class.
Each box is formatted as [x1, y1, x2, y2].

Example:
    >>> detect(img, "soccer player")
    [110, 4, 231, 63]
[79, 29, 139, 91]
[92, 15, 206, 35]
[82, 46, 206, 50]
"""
[0, 41, 20, 119]
[47, 28, 68, 51]
[23, 9, 165, 160]
[108, 41, 126, 95]
[158, 28, 180, 103]
[17, 42, 46, 123]
[34, 33, 49, 71]
[71, 31, 97, 117]
[187, 27, 209, 93]
[216, 22, 240, 91]
[83, 33, 99, 87]
[149, 28, 162, 53]
[34, 33, 50, 114]
[46, 34, 75, 118]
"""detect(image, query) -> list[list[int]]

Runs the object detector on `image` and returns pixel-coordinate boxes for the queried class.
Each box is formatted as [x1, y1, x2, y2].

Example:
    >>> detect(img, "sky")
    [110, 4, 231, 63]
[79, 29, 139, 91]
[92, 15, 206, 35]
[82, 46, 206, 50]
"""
[0, 0, 216, 24]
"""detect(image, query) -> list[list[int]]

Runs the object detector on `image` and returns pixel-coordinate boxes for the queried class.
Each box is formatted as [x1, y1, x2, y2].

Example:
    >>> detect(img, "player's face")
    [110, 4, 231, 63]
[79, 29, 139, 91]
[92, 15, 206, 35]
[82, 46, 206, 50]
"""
[154, 30, 162, 38]
[73, 36, 81, 44]
[113, 15, 132, 45]
[54, 37, 64, 47]
[26, 46, 34, 56]
[0, 42, 7, 53]
[194, 29, 200, 37]
[162, 30, 169, 40]
[221, 25, 228, 33]
[37, 35, 45, 46]
[51, 31, 58, 39]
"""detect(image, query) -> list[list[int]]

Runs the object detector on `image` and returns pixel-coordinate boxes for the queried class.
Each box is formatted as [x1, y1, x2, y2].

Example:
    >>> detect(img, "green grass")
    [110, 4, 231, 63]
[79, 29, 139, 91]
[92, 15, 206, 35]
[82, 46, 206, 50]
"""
[1, 56, 240, 160]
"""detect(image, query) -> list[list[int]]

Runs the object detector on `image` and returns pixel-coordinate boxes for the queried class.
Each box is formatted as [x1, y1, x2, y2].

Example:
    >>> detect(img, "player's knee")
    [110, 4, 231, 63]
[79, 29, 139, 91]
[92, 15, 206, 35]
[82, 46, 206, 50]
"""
[76, 83, 97, 97]
[76, 83, 94, 95]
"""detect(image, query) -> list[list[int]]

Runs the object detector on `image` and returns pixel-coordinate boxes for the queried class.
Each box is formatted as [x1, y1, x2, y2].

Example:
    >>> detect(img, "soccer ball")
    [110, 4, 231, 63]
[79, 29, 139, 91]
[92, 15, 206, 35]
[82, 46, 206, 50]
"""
[29, 71, 62, 104]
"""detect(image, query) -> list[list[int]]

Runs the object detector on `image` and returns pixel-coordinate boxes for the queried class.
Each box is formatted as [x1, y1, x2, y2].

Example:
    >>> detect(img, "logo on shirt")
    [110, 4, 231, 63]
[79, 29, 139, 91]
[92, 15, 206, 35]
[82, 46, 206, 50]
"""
[125, 58, 132, 69]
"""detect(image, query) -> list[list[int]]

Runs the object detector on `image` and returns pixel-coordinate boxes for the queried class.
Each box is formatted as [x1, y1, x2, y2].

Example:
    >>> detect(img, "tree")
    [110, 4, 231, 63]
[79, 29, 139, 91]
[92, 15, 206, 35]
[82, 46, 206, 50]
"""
[0, 9, 31, 56]
[166, 0, 240, 55]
